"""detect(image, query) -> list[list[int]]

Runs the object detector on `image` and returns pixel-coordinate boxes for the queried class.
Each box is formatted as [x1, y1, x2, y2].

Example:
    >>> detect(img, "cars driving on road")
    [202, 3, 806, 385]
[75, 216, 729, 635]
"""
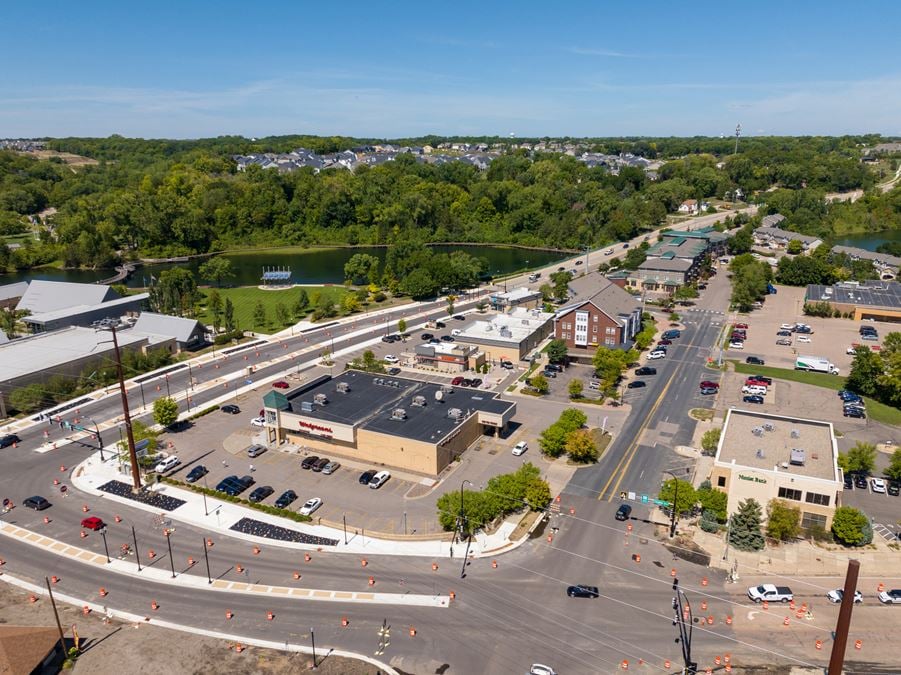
[615, 504, 632, 521]
[878, 589, 901, 604]
[23, 496, 51, 510]
[745, 356, 765, 365]
[185, 465, 209, 483]
[530, 664, 558, 675]
[0, 434, 21, 448]
[275, 490, 297, 508]
[566, 584, 599, 598]
[81, 516, 105, 530]
[299, 497, 322, 515]
[512, 441, 528, 456]
[826, 589, 863, 604]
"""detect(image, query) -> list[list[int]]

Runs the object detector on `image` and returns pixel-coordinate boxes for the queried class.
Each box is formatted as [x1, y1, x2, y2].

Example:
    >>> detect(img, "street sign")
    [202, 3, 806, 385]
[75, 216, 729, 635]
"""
[640, 494, 649, 504]
[654, 499, 671, 507]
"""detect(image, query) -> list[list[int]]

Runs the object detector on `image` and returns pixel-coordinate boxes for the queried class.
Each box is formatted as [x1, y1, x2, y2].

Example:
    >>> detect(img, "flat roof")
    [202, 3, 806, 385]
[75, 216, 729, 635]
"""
[0, 326, 148, 382]
[457, 308, 552, 345]
[283, 370, 515, 444]
[24, 293, 149, 324]
[806, 281, 901, 310]
[716, 409, 837, 482]
[494, 286, 540, 302]
[646, 238, 708, 259]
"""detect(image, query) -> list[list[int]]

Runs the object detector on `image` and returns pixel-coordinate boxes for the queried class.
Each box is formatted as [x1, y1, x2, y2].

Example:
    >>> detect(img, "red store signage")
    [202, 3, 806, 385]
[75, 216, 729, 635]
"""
[299, 420, 333, 435]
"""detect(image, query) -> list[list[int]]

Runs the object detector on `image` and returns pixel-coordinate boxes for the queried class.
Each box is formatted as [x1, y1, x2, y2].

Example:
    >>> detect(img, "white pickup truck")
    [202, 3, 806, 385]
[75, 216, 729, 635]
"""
[747, 584, 793, 603]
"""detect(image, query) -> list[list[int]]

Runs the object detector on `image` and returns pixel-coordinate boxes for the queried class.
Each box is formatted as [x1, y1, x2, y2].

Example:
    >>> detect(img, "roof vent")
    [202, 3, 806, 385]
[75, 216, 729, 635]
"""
[300, 401, 314, 412]
[763, 423, 775, 432]
[448, 407, 464, 420]
[435, 390, 445, 402]
[336, 382, 350, 393]
[756, 448, 765, 458]
[780, 461, 790, 469]
[752, 426, 764, 437]
[412, 395, 427, 407]
[441, 385, 454, 394]
[391, 408, 407, 421]
[790, 429, 800, 439]
[313, 393, 328, 405]
[790, 448, 805, 466]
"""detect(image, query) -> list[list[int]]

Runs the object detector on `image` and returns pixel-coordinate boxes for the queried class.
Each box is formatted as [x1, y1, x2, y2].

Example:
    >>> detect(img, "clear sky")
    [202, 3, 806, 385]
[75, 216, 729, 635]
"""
[2, 1, 899, 139]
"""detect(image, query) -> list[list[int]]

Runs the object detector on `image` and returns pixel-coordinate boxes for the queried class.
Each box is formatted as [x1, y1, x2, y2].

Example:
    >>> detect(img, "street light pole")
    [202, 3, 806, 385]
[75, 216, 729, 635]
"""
[202, 535, 212, 584]
[87, 416, 105, 462]
[342, 513, 347, 545]
[663, 470, 679, 538]
[164, 529, 176, 578]
[100, 527, 111, 563]
[310, 627, 317, 669]
[131, 525, 142, 571]
[459, 479, 472, 578]
[672, 578, 697, 674]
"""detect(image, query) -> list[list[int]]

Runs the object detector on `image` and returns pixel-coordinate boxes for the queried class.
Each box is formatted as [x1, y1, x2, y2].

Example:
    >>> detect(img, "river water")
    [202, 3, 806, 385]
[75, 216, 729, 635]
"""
[0, 245, 568, 287]
[832, 230, 901, 251]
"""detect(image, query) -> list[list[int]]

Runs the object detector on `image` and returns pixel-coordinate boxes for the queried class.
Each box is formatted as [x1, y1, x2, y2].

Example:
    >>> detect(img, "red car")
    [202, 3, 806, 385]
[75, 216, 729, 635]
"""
[658, 339, 672, 345]
[451, 376, 464, 385]
[699, 381, 719, 389]
[746, 378, 768, 387]
[272, 381, 290, 389]
[733, 323, 749, 329]
[81, 516, 105, 531]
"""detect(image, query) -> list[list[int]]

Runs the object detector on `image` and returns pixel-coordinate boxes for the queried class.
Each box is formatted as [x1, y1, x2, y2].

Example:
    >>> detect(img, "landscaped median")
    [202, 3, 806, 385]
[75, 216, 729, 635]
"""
[730, 361, 901, 426]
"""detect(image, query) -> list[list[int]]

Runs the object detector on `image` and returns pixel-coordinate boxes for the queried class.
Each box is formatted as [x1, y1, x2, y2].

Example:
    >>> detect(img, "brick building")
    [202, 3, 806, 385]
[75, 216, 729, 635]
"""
[552, 277, 642, 351]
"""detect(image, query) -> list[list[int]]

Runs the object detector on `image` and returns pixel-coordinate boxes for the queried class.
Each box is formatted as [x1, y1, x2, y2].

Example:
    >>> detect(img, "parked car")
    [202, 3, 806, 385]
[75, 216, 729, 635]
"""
[733, 323, 749, 330]
[635, 367, 656, 376]
[699, 381, 719, 389]
[888, 482, 900, 497]
[542, 369, 557, 378]
[221, 404, 240, 414]
[878, 589, 901, 604]
[312, 457, 330, 472]
[322, 461, 341, 475]
[461, 378, 473, 387]
[81, 516, 105, 531]
[545, 363, 564, 372]
[368, 470, 391, 489]
[647, 350, 666, 360]
[386, 367, 401, 376]
[844, 407, 866, 419]
[776, 330, 792, 337]
[383, 355, 399, 364]
[749, 375, 772, 385]
[500, 360, 514, 369]
[843, 475, 854, 490]
[615, 504, 632, 521]
[420, 333, 434, 341]
[853, 474, 868, 489]
[530, 665, 558, 675]
[658, 339, 672, 346]
[745, 356, 765, 365]
[451, 376, 464, 385]
[742, 395, 764, 404]
[453, 314, 466, 321]
[470, 378, 483, 387]
[662, 329, 681, 339]
[700, 386, 718, 395]
[246, 444, 267, 458]
[301, 455, 320, 470]
[826, 589, 863, 604]
[512, 441, 528, 456]
[871, 478, 887, 494]
[359, 469, 376, 485]
[797, 336, 811, 343]
[23, 496, 51, 510]
[440, 335, 455, 342]
[780, 324, 794, 330]
[272, 381, 290, 389]
[154, 455, 180, 473]
[275, 490, 298, 508]
[566, 584, 599, 598]
[185, 465, 209, 483]
[251, 416, 265, 427]
[249, 485, 274, 503]
[627, 381, 646, 389]
[299, 497, 323, 516]
[776, 338, 792, 346]
[0, 434, 21, 449]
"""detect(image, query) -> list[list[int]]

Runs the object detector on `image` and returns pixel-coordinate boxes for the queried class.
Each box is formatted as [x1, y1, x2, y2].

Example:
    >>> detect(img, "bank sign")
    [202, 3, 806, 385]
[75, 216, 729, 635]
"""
[738, 474, 766, 484]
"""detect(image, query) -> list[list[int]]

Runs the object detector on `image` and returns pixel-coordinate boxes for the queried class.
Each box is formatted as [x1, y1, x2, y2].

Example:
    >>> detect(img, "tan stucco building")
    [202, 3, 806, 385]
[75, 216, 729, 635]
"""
[710, 409, 842, 531]
[262, 371, 516, 476]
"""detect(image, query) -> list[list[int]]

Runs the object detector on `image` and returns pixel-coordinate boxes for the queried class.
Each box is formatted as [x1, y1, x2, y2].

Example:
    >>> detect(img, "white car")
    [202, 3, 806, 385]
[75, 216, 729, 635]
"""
[605, 248, 614, 255]
[826, 589, 863, 604]
[383, 354, 399, 364]
[530, 666, 557, 675]
[369, 470, 391, 489]
[451, 329, 463, 336]
[780, 323, 794, 330]
[871, 478, 886, 494]
[251, 416, 265, 427]
[729, 341, 744, 350]
[741, 385, 767, 395]
[299, 497, 322, 515]
[153, 455, 180, 473]
[797, 335, 811, 343]
[512, 441, 528, 456]
[647, 350, 666, 360]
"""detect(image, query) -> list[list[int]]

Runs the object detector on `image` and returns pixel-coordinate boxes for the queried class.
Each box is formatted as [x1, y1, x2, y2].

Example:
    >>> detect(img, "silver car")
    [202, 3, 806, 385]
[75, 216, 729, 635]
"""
[321, 461, 341, 475]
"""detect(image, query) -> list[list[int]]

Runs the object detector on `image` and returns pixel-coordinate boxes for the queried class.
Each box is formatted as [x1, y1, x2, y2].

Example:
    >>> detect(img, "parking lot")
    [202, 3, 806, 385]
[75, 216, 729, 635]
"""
[730, 284, 896, 372]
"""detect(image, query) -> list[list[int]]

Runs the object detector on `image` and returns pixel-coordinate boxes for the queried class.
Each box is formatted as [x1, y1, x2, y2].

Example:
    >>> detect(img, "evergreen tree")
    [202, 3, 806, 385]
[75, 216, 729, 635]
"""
[728, 498, 765, 551]
[224, 298, 235, 331]
[293, 288, 309, 317]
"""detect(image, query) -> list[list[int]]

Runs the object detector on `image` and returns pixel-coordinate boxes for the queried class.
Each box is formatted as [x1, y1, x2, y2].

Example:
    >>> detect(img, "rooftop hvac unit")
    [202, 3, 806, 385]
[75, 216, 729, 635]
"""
[780, 461, 790, 469]
[441, 385, 454, 394]
[391, 408, 407, 421]
[336, 382, 350, 393]
[752, 427, 763, 437]
[300, 401, 314, 412]
[313, 393, 328, 405]
[485, 324, 493, 331]
[448, 407, 463, 420]
[790, 448, 806, 466]
[790, 429, 800, 439]
[756, 448, 765, 458]
[499, 327, 513, 338]
[412, 395, 427, 407]
[763, 423, 775, 432]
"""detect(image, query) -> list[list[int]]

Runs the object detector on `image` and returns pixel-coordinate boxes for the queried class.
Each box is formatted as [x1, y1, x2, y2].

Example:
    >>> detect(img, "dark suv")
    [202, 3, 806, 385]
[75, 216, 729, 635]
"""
[635, 367, 656, 376]
[615, 504, 632, 521]
[0, 434, 21, 449]
[301, 456, 320, 470]
[566, 585, 599, 598]
[745, 356, 765, 365]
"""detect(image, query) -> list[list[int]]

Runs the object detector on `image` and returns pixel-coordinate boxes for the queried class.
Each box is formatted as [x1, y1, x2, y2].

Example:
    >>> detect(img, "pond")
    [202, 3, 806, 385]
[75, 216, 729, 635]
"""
[1, 244, 570, 288]
[833, 230, 901, 252]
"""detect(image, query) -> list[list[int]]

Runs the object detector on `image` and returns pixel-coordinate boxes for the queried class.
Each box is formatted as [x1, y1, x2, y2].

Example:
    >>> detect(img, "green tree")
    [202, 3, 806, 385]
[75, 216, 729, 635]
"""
[837, 442, 877, 475]
[885, 448, 901, 481]
[546, 339, 568, 364]
[149, 268, 199, 317]
[845, 348, 884, 399]
[152, 396, 179, 428]
[275, 302, 290, 326]
[550, 270, 572, 302]
[696, 485, 727, 522]
[728, 498, 765, 551]
[538, 422, 568, 458]
[446, 296, 456, 317]
[343, 253, 380, 285]
[9, 383, 47, 414]
[198, 256, 235, 287]
[727, 224, 754, 255]
[558, 408, 587, 431]
[831, 506, 871, 546]
[224, 298, 235, 331]
[530, 372, 549, 394]
[565, 429, 598, 463]
[397, 319, 407, 335]
[786, 240, 803, 255]
[398, 268, 438, 299]
[568, 378, 583, 399]
[207, 289, 222, 331]
[340, 293, 360, 314]
[701, 427, 721, 455]
[538, 283, 554, 302]
[312, 296, 337, 320]
[293, 288, 309, 317]
[659, 478, 697, 515]
[523, 478, 552, 510]
[878, 332, 901, 408]
[766, 499, 801, 541]
[252, 301, 267, 329]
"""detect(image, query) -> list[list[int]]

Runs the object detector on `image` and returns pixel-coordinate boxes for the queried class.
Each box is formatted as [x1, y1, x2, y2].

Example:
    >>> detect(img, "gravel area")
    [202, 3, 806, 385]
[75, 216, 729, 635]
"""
[98, 480, 186, 511]
[229, 517, 338, 546]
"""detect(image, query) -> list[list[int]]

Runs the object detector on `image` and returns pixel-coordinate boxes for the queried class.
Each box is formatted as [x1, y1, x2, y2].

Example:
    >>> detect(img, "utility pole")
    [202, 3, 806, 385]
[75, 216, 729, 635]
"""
[102, 324, 141, 490]
[672, 578, 697, 674]
[45, 577, 68, 660]
[663, 470, 679, 538]
[828, 559, 860, 674]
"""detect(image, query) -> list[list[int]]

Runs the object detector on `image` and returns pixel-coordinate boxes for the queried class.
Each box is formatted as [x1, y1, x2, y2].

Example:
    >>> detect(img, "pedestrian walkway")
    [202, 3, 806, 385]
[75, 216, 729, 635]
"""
[0, 520, 448, 608]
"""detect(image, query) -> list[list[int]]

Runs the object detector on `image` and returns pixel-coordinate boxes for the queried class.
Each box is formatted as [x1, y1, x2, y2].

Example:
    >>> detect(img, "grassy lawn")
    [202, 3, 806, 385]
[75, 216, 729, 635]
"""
[730, 361, 901, 427]
[198, 285, 351, 331]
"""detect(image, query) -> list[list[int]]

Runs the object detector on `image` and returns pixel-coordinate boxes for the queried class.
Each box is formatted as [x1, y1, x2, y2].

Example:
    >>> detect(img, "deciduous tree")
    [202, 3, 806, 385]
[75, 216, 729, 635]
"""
[152, 396, 179, 428]
[766, 499, 801, 541]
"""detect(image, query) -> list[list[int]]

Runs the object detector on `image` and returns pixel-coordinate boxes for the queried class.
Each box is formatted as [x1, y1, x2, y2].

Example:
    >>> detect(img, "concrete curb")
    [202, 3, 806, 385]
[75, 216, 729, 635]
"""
[0, 521, 449, 608]
[0, 571, 400, 674]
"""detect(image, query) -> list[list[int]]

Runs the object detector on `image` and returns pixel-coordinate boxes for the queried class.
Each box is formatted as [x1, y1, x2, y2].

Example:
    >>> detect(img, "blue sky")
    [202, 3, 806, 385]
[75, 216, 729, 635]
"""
[2, 1, 899, 138]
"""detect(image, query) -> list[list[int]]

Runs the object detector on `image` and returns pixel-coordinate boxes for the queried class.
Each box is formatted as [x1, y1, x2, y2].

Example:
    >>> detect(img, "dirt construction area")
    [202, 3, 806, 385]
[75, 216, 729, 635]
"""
[0, 579, 382, 675]
[729, 284, 897, 373]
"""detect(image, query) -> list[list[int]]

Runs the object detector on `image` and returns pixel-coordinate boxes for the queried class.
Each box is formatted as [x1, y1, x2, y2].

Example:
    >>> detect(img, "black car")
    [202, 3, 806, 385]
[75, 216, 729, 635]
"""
[545, 363, 564, 372]
[745, 356, 765, 365]
[844, 407, 866, 419]
[359, 469, 376, 485]
[853, 474, 868, 489]
[387, 367, 401, 376]
[217, 477, 246, 496]
[23, 495, 51, 510]
[843, 475, 854, 490]
[470, 378, 483, 387]
[461, 378, 473, 387]
[742, 395, 764, 404]
[185, 465, 209, 483]
[566, 585, 600, 599]
[220, 404, 240, 415]
[542, 370, 557, 378]
[627, 381, 646, 389]
[381, 335, 395, 343]
[248, 485, 274, 503]
[888, 482, 900, 497]
[238, 475, 255, 489]
[615, 504, 632, 521]
[311, 457, 330, 472]
[635, 367, 656, 376]
[453, 314, 466, 320]
[301, 456, 320, 470]
[440, 335, 455, 342]
[0, 434, 21, 449]
[776, 330, 792, 337]
[420, 333, 434, 341]
[434, 321, 446, 329]
[557, 266, 566, 272]
[275, 490, 298, 508]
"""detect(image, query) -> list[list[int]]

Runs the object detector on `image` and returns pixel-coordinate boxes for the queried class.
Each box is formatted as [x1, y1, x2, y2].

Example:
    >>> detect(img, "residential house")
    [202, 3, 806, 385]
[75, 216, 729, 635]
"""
[830, 245, 901, 279]
[678, 199, 699, 215]
[0, 625, 65, 675]
[553, 276, 643, 352]
[753, 221, 822, 252]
